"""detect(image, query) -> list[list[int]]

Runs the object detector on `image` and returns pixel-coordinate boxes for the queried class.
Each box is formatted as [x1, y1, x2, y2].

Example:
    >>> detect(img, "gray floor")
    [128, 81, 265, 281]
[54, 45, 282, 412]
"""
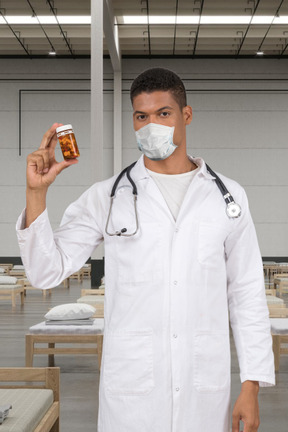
[0, 279, 287, 431]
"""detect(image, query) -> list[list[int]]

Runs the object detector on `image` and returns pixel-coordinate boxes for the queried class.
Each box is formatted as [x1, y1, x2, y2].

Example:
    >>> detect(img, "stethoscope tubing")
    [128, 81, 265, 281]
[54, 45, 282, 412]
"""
[105, 159, 241, 236]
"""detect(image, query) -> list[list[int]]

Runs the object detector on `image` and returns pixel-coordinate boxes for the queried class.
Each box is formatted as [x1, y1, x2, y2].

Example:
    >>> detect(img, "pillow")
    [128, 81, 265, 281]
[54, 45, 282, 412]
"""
[45, 303, 96, 321]
[0, 276, 18, 285]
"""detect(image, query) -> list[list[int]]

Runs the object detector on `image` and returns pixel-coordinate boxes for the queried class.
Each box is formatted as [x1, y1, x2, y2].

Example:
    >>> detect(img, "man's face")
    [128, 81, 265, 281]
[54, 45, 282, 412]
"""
[132, 91, 192, 148]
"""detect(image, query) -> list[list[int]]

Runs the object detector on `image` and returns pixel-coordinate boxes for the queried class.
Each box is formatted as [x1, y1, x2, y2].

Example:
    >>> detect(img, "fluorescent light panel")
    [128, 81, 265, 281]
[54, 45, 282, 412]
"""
[0, 16, 91, 25]
[1, 15, 288, 25]
[123, 15, 288, 25]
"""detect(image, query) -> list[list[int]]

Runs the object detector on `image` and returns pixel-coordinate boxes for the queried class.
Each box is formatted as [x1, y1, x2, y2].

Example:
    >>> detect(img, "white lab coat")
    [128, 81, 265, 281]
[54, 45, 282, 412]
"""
[16, 156, 275, 432]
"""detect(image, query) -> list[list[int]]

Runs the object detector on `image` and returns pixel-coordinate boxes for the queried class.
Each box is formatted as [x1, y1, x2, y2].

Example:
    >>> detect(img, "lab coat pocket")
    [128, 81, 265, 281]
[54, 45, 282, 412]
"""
[197, 222, 228, 268]
[114, 221, 163, 288]
[104, 328, 154, 396]
[193, 333, 230, 392]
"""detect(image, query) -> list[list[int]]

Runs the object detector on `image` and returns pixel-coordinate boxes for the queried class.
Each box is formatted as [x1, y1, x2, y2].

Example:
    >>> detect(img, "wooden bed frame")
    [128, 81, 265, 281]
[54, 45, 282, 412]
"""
[0, 367, 60, 432]
[0, 280, 25, 307]
[26, 333, 103, 369]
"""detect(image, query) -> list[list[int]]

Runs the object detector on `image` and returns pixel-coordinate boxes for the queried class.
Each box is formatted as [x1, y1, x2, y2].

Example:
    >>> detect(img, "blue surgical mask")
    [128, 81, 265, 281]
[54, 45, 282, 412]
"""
[135, 123, 177, 161]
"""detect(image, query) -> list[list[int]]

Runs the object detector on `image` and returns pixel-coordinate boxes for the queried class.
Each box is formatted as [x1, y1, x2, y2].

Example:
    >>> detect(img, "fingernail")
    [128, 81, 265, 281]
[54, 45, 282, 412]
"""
[43, 168, 49, 173]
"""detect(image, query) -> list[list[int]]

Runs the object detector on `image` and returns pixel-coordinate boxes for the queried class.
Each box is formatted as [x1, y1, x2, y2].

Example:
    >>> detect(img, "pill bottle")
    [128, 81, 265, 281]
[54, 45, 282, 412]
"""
[56, 124, 80, 160]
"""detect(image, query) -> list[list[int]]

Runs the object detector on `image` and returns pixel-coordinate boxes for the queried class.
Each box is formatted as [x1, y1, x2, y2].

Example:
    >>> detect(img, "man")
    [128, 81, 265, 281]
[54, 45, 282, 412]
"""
[16, 68, 275, 432]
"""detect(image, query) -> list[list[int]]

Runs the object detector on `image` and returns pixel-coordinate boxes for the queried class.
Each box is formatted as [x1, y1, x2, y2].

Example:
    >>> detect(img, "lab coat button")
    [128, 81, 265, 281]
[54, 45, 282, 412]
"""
[173, 281, 178, 285]
[173, 334, 178, 338]
[175, 387, 180, 392]
[175, 227, 179, 233]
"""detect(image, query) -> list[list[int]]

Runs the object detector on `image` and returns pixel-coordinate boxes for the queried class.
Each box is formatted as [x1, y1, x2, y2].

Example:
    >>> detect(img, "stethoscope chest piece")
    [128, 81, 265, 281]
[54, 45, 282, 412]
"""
[226, 202, 241, 218]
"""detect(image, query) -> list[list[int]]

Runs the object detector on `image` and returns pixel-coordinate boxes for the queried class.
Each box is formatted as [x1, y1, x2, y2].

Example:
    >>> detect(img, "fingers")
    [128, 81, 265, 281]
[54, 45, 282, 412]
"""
[39, 123, 63, 151]
[27, 149, 51, 174]
[243, 419, 260, 432]
[232, 413, 240, 432]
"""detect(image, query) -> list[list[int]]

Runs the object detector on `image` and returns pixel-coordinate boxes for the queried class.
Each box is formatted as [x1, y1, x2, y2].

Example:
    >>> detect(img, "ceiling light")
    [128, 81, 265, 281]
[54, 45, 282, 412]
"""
[49, 50, 56, 55]
[55, 16, 91, 24]
[273, 16, 288, 24]
[122, 15, 288, 25]
[256, 51, 264, 55]
[123, 15, 252, 25]
[201, 16, 251, 24]
[1, 15, 288, 26]
[252, 16, 274, 24]
[0, 16, 91, 25]
[123, 16, 148, 24]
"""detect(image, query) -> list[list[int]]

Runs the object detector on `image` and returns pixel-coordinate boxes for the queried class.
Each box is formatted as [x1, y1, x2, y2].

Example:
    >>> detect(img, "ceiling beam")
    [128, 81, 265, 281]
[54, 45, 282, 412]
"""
[46, 0, 74, 56]
[236, 0, 261, 56]
[192, 0, 205, 56]
[103, 0, 121, 71]
[146, 0, 152, 56]
[172, 0, 179, 55]
[0, 9, 31, 56]
[26, 0, 56, 54]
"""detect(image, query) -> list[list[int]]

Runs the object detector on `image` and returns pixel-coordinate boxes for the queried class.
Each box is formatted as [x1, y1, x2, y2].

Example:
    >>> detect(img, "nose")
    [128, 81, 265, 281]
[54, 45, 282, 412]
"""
[147, 116, 164, 125]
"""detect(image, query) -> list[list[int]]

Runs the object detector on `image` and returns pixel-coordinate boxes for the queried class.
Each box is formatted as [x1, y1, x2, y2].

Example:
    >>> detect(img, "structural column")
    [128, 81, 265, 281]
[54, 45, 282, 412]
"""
[91, 0, 104, 267]
[91, 0, 103, 185]
[114, 70, 122, 174]
[90, 0, 122, 283]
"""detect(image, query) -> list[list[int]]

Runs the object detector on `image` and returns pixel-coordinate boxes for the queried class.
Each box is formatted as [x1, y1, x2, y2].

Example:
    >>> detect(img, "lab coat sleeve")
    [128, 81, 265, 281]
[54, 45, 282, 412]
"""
[16, 187, 104, 289]
[225, 187, 275, 387]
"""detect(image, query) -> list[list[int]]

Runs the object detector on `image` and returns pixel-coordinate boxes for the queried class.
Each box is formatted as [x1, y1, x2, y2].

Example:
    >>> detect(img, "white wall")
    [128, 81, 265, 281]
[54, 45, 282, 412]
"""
[0, 58, 287, 257]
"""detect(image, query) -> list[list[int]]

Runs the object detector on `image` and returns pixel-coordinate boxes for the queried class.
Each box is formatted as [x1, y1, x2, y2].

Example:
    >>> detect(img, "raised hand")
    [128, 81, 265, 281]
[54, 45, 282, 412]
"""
[26, 123, 78, 192]
[25, 123, 78, 227]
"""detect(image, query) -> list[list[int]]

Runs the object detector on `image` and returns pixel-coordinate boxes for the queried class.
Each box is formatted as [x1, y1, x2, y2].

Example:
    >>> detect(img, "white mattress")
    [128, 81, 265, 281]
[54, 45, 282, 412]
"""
[270, 318, 288, 335]
[77, 295, 105, 304]
[266, 296, 284, 305]
[0, 285, 23, 290]
[0, 389, 53, 432]
[29, 318, 104, 335]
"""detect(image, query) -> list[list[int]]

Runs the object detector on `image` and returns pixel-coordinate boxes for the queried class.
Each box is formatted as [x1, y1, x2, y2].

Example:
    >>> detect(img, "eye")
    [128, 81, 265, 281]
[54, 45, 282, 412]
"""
[160, 111, 170, 117]
[136, 114, 147, 121]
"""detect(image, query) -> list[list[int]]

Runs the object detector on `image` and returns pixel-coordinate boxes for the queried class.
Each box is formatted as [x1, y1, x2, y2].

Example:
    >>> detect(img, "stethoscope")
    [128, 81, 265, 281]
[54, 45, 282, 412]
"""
[105, 161, 241, 237]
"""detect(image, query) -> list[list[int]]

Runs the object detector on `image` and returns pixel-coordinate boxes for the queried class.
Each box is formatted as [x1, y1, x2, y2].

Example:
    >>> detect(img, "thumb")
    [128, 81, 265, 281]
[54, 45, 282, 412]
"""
[54, 159, 78, 176]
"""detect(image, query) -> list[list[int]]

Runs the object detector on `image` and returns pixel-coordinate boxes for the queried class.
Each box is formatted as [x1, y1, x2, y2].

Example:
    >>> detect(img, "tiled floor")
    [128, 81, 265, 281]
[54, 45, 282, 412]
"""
[0, 279, 287, 432]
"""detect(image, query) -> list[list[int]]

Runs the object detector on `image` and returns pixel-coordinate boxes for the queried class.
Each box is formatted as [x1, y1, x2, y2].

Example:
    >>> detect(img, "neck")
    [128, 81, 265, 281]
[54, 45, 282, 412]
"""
[144, 152, 197, 175]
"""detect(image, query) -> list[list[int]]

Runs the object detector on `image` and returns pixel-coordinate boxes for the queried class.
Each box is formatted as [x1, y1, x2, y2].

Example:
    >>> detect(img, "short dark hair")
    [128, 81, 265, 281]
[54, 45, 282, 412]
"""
[130, 68, 187, 109]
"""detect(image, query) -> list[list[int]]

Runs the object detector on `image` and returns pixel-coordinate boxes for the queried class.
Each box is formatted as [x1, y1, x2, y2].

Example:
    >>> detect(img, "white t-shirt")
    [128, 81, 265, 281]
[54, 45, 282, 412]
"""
[147, 167, 199, 220]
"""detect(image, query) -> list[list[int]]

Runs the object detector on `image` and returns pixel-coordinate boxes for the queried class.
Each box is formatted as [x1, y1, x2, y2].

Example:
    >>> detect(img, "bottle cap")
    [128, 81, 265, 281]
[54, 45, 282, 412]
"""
[56, 124, 73, 133]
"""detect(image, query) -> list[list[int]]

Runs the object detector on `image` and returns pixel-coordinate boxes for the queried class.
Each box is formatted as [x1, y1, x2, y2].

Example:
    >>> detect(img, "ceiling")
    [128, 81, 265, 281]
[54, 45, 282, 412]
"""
[1, 0, 288, 58]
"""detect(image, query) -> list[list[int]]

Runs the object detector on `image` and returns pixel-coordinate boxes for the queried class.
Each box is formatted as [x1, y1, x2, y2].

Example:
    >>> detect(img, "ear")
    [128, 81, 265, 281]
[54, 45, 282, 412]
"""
[183, 105, 192, 125]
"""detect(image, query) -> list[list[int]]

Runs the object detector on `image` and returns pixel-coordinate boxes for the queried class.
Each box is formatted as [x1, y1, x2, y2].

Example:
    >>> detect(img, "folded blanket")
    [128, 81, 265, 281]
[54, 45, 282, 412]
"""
[45, 318, 94, 326]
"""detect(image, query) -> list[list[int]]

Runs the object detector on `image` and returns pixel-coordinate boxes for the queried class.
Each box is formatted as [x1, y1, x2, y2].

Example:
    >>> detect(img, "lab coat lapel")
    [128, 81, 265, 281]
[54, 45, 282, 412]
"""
[175, 156, 216, 223]
[132, 156, 176, 224]
[130, 155, 216, 224]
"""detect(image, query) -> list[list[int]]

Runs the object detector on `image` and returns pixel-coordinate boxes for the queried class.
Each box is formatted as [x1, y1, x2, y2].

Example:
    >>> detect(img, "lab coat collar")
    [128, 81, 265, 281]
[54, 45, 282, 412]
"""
[131, 154, 216, 182]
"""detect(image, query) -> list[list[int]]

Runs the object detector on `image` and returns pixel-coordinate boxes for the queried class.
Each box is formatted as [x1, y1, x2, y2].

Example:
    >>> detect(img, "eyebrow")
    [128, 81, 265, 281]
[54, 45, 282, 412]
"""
[133, 105, 174, 115]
